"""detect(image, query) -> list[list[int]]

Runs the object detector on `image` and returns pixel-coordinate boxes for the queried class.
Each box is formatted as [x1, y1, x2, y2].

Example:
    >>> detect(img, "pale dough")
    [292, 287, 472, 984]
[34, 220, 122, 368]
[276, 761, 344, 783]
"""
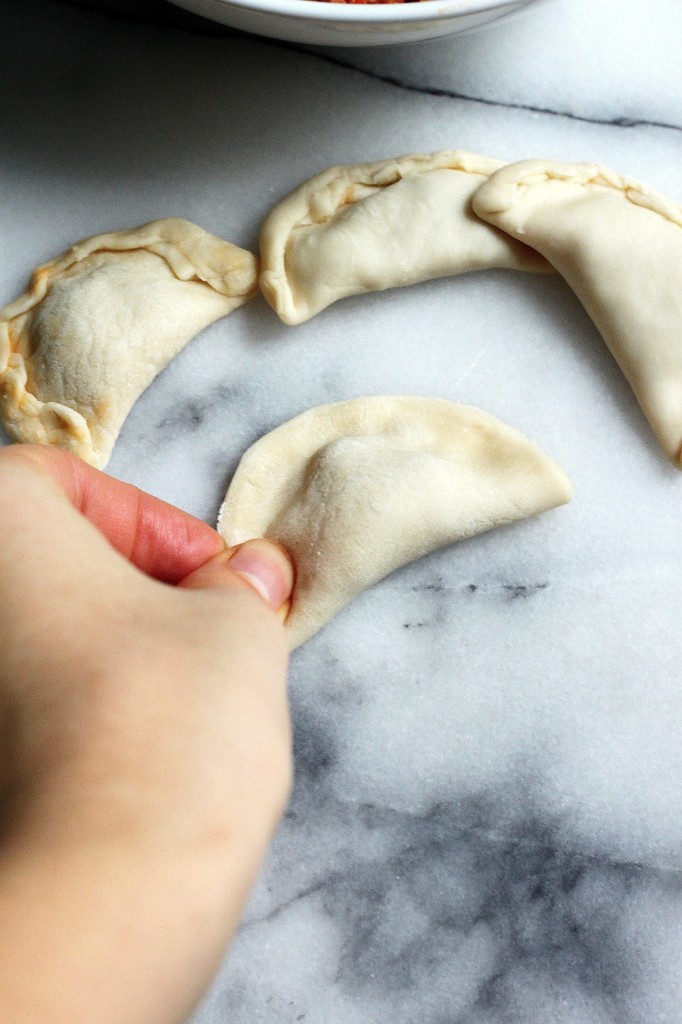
[218, 396, 572, 648]
[0, 218, 258, 468]
[472, 158, 682, 466]
[260, 151, 552, 325]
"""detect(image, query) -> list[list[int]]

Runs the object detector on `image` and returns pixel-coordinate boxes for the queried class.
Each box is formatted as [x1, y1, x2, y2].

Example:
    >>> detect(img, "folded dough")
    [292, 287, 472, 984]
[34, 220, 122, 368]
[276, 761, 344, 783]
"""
[472, 159, 682, 467]
[0, 218, 258, 468]
[259, 151, 552, 325]
[218, 396, 572, 648]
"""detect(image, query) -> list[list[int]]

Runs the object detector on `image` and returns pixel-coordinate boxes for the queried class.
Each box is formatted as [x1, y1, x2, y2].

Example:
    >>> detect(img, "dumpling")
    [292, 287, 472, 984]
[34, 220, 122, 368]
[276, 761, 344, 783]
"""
[218, 396, 572, 648]
[472, 159, 682, 467]
[0, 218, 257, 468]
[259, 151, 552, 325]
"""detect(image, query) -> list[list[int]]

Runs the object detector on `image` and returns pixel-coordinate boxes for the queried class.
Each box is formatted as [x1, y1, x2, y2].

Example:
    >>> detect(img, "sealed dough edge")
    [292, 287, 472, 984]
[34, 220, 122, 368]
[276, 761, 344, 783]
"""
[0, 218, 258, 468]
[218, 396, 573, 648]
[259, 151, 554, 325]
[472, 158, 682, 229]
[473, 159, 682, 467]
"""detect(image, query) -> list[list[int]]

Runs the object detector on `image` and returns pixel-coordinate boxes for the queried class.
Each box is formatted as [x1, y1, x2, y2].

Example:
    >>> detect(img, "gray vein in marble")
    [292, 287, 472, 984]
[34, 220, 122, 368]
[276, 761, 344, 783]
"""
[399, 578, 552, 630]
[202, 738, 682, 1023]
[7, 6, 682, 1022]
[294, 52, 682, 134]
[50, 0, 682, 134]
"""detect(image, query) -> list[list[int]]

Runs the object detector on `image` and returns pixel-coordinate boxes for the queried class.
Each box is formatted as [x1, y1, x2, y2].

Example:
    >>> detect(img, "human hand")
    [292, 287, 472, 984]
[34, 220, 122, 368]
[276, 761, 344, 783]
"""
[0, 445, 295, 1024]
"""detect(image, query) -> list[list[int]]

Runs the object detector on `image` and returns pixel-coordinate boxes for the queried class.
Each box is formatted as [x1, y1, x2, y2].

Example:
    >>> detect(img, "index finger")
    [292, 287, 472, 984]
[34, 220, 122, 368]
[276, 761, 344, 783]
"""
[0, 445, 225, 584]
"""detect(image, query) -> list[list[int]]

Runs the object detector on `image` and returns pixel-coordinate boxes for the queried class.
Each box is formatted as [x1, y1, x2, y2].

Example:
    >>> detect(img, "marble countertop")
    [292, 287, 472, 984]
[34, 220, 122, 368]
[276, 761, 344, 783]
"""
[2, 2, 682, 1021]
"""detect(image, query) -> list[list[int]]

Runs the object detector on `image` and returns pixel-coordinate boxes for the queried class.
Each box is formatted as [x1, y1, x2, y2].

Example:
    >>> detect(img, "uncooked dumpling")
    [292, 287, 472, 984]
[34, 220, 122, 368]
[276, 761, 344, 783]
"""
[218, 396, 572, 648]
[260, 151, 552, 325]
[0, 218, 257, 468]
[473, 158, 682, 466]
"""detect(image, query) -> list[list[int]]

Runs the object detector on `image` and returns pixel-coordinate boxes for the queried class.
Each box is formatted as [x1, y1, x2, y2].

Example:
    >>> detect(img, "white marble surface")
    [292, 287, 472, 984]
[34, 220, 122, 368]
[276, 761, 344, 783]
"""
[2, 2, 682, 1021]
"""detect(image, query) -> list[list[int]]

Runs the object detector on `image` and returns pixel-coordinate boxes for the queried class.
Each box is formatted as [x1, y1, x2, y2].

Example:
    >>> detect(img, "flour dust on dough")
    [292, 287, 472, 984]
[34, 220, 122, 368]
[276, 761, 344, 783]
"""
[218, 396, 572, 648]
[0, 218, 258, 468]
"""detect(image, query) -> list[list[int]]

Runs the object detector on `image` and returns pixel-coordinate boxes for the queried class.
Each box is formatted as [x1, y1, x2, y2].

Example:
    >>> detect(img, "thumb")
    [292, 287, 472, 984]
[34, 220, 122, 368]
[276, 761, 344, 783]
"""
[178, 538, 295, 621]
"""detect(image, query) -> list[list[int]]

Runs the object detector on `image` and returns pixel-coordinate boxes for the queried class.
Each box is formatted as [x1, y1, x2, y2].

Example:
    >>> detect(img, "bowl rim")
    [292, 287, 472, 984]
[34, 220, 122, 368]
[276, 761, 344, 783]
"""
[196, 0, 528, 25]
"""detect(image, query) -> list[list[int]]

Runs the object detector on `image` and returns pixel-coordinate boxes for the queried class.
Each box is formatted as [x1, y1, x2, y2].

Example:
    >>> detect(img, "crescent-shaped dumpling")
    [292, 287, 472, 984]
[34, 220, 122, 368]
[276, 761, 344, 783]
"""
[259, 151, 552, 325]
[218, 397, 572, 648]
[472, 159, 682, 467]
[0, 218, 258, 468]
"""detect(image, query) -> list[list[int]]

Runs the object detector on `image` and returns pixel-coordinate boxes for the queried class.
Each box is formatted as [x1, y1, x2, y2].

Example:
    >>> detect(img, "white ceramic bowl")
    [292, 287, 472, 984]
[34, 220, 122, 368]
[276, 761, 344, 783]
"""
[167, 0, 541, 47]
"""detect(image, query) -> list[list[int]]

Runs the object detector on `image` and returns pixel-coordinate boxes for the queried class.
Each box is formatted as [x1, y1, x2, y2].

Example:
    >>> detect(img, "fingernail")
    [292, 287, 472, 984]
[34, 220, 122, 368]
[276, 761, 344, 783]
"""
[228, 539, 295, 612]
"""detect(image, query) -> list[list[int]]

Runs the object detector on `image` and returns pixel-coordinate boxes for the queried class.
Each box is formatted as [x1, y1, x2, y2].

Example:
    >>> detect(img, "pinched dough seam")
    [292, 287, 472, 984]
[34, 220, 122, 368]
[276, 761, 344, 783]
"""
[262, 151, 509, 321]
[288, 151, 505, 230]
[0, 227, 257, 465]
[507, 165, 682, 230]
[0, 340, 93, 456]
